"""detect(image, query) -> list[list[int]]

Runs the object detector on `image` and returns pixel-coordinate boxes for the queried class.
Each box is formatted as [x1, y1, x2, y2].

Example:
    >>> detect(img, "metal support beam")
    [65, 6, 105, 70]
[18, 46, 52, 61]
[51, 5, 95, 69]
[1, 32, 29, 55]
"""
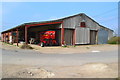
[61, 23, 64, 46]
[27, 21, 62, 27]
[25, 26, 28, 44]
[73, 29, 76, 45]
[96, 31, 98, 44]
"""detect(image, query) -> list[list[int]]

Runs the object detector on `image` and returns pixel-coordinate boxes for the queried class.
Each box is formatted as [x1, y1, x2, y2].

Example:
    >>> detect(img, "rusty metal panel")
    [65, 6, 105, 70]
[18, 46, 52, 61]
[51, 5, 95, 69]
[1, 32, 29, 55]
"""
[98, 28, 108, 44]
[75, 28, 90, 44]
[64, 29, 74, 45]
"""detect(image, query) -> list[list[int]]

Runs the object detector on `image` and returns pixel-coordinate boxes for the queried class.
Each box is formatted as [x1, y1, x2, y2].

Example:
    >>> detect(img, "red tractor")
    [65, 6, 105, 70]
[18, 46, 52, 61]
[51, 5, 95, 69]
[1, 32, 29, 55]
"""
[39, 30, 57, 47]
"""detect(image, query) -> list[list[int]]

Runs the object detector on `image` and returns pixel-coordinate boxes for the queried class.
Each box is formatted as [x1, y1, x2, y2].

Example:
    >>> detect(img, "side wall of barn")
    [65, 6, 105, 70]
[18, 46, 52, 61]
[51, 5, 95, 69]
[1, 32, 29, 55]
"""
[63, 14, 113, 45]
[98, 27, 114, 44]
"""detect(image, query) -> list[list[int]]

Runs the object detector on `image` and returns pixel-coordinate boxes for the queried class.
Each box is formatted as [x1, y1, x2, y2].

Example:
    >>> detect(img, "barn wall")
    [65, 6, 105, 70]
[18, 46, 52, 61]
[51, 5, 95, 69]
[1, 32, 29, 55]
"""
[75, 28, 90, 44]
[63, 15, 82, 29]
[84, 15, 100, 30]
[98, 28, 109, 44]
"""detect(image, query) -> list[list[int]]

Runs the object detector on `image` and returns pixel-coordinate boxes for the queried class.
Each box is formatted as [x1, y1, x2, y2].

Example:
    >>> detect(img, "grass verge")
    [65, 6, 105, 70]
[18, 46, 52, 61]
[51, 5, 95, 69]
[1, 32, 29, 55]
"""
[108, 37, 120, 44]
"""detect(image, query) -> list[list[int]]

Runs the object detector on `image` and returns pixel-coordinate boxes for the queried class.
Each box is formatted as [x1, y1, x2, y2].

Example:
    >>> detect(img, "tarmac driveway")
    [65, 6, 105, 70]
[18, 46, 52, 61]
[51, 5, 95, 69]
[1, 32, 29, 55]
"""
[2, 48, 118, 66]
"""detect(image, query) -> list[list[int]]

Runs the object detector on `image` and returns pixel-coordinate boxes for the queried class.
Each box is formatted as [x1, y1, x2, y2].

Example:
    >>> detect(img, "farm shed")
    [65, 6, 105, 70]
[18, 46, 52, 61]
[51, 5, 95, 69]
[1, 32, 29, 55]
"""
[1, 13, 114, 46]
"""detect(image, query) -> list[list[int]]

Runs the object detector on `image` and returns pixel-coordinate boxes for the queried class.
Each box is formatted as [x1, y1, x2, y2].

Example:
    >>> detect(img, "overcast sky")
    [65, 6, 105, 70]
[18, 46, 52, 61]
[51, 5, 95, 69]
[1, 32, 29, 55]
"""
[1, 2, 118, 34]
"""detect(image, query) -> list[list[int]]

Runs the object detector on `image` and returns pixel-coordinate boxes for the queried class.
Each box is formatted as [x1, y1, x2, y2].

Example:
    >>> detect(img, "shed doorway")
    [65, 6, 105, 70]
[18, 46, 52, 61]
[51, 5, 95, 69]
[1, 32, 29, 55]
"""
[90, 30, 97, 44]
[64, 29, 74, 45]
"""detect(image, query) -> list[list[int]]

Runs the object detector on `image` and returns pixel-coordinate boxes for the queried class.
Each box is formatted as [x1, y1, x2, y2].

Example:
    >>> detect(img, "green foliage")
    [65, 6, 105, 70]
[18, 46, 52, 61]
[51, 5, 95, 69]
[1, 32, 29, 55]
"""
[73, 45, 76, 47]
[20, 44, 33, 49]
[108, 36, 120, 44]
[62, 45, 67, 48]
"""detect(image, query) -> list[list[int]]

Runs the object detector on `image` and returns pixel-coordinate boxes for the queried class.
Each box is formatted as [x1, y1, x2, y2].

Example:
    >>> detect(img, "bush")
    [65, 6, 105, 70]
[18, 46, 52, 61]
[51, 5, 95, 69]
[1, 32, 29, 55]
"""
[108, 36, 120, 44]
[116, 78, 120, 80]
[20, 44, 33, 49]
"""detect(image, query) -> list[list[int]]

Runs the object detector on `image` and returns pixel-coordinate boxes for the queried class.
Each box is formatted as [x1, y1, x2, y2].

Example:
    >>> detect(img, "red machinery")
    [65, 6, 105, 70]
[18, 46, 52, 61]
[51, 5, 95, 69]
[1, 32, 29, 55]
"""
[39, 30, 57, 47]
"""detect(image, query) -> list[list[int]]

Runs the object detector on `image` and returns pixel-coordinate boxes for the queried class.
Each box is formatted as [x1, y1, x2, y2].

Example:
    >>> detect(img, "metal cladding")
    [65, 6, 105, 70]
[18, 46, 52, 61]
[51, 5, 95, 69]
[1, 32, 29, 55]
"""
[63, 15, 82, 29]
[85, 15, 100, 30]
[98, 28, 109, 44]
[75, 28, 90, 44]
[62, 14, 113, 45]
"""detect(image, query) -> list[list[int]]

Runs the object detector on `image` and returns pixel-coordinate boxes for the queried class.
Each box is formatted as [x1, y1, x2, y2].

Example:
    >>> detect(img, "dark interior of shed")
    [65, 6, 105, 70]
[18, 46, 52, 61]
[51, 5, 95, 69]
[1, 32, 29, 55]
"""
[18, 24, 61, 46]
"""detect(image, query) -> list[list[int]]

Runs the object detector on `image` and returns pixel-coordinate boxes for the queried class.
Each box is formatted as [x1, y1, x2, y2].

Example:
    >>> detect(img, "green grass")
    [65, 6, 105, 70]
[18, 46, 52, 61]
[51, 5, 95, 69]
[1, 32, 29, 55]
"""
[2, 42, 12, 45]
[116, 78, 120, 80]
[73, 45, 76, 47]
[108, 36, 120, 44]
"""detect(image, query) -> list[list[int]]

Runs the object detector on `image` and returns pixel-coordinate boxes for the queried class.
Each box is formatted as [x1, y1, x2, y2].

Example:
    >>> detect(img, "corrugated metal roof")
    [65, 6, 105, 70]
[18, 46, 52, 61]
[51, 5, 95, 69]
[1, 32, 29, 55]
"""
[1, 19, 63, 33]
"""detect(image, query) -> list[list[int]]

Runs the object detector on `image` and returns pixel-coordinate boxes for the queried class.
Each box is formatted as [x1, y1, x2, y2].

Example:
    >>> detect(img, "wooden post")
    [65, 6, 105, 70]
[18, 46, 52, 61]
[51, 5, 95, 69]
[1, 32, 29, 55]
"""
[16, 29, 19, 46]
[25, 26, 28, 44]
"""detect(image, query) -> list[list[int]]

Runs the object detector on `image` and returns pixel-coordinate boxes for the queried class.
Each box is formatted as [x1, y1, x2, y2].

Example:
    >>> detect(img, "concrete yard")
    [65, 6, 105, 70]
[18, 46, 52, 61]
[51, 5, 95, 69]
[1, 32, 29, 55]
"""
[0, 42, 118, 78]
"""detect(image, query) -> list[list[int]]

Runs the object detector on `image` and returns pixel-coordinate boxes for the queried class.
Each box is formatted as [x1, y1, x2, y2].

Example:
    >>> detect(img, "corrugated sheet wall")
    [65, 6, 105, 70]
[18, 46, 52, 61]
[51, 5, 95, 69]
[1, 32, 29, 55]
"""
[75, 28, 90, 44]
[63, 15, 82, 29]
[63, 14, 112, 45]
[63, 14, 101, 30]
[84, 15, 100, 30]
[98, 28, 108, 44]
